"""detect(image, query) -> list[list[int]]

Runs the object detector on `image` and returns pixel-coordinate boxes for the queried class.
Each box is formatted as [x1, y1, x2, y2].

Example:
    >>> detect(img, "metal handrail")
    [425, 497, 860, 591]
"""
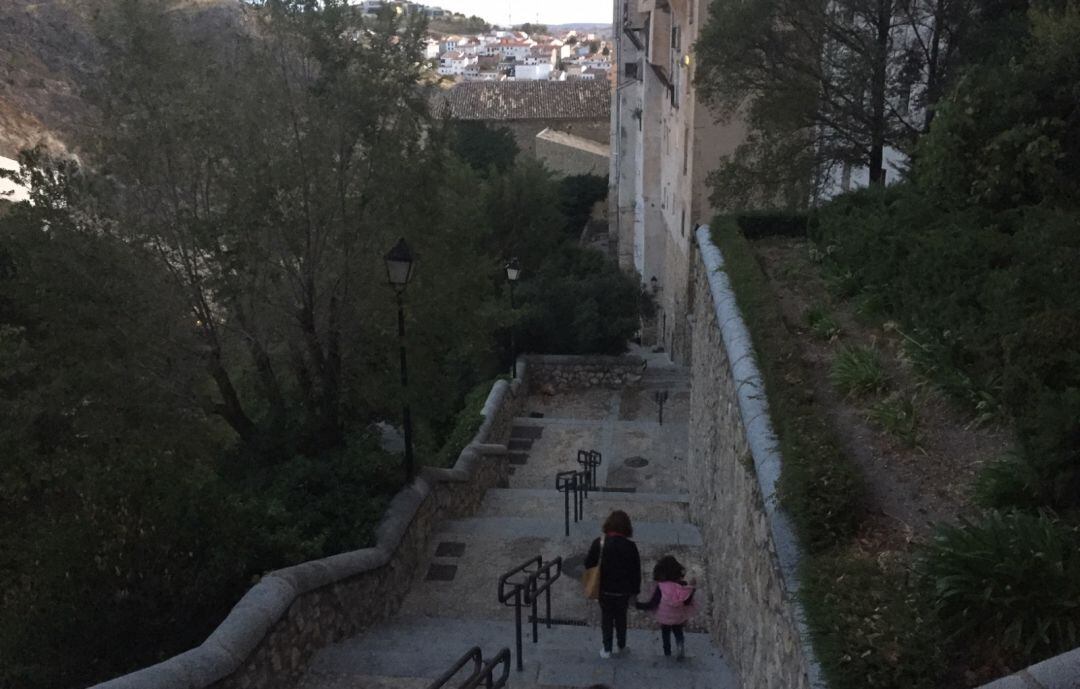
[498, 555, 542, 671]
[556, 470, 580, 537]
[525, 557, 563, 644]
[577, 449, 601, 490]
[459, 648, 511, 689]
[426, 646, 482, 689]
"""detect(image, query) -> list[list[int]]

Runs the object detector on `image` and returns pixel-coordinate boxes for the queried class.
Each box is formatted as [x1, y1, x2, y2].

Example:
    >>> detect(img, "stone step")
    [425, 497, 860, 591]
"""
[477, 488, 690, 524]
[300, 616, 737, 689]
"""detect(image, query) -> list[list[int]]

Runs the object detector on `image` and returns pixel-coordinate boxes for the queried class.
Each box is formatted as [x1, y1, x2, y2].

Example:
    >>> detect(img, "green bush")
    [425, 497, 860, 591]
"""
[921, 510, 1080, 659]
[433, 378, 499, 468]
[974, 453, 1045, 511]
[830, 345, 889, 396]
[734, 210, 809, 239]
[517, 245, 643, 355]
[802, 553, 945, 689]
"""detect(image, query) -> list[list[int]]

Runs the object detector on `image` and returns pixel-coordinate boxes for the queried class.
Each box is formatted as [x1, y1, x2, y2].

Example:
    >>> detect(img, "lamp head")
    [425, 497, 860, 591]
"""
[384, 238, 415, 293]
[505, 257, 521, 282]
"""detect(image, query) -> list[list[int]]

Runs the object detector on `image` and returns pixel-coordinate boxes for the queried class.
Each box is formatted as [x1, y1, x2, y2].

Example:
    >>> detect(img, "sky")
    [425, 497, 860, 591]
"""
[432, 0, 612, 26]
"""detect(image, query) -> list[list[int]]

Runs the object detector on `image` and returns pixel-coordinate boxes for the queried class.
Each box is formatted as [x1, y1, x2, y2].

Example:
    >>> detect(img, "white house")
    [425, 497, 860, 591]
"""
[437, 51, 475, 76]
[0, 156, 29, 204]
[423, 38, 440, 60]
[514, 63, 554, 80]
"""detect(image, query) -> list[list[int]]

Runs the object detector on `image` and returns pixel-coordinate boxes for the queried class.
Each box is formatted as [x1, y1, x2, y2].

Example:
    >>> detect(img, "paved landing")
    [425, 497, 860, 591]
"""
[297, 353, 737, 689]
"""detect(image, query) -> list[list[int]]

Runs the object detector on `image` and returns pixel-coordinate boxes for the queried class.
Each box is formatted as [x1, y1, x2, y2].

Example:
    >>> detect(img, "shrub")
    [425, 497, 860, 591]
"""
[973, 453, 1044, 511]
[734, 210, 809, 239]
[921, 510, 1080, 659]
[802, 552, 945, 689]
[433, 378, 498, 468]
[517, 245, 642, 355]
[805, 304, 841, 340]
[830, 345, 889, 396]
[868, 393, 920, 447]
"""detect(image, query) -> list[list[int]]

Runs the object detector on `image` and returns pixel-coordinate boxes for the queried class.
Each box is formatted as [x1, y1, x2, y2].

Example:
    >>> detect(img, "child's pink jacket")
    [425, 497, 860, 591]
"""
[650, 581, 696, 626]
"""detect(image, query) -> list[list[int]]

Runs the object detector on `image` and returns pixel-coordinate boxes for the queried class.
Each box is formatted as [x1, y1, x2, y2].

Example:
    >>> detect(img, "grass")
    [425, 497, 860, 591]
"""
[830, 345, 889, 396]
[867, 393, 921, 447]
[805, 304, 842, 340]
[802, 551, 945, 689]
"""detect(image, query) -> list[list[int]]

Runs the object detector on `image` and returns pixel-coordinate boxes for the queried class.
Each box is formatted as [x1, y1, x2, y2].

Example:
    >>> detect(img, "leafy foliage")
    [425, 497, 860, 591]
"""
[696, 0, 978, 202]
[830, 346, 890, 396]
[516, 246, 643, 355]
[450, 121, 520, 175]
[805, 304, 842, 341]
[802, 552, 945, 689]
[0, 1, 635, 687]
[558, 173, 608, 239]
[921, 511, 1080, 659]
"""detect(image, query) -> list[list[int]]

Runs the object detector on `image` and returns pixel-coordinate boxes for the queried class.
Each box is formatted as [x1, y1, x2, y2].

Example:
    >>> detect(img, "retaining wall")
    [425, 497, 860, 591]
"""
[688, 226, 824, 689]
[526, 353, 645, 392]
[91, 365, 528, 689]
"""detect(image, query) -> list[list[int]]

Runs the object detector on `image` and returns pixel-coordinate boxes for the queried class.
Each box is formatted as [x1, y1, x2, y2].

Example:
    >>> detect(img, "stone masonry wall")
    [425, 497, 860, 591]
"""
[687, 226, 824, 689]
[525, 353, 645, 392]
[90, 376, 522, 689]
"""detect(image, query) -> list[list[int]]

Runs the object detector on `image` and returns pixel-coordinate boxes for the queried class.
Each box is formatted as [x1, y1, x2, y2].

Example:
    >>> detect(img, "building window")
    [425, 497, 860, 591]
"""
[625, 61, 639, 80]
[683, 125, 690, 175]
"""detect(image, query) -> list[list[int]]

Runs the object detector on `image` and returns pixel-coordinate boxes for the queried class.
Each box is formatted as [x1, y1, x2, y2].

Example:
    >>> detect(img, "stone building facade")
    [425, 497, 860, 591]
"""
[609, 0, 746, 362]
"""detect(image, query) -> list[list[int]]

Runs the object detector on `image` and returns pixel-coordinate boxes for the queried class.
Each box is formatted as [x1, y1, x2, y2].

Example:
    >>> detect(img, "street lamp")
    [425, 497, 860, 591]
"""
[384, 238, 416, 485]
[505, 257, 520, 378]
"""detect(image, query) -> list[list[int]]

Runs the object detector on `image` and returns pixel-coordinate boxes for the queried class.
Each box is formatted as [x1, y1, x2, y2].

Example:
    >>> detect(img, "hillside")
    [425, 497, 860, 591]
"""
[0, 0, 245, 158]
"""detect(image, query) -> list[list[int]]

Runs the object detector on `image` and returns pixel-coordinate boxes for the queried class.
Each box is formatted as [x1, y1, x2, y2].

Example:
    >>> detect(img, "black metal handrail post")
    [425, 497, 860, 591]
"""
[525, 556, 562, 641]
[460, 648, 512, 689]
[498, 555, 542, 672]
[577, 449, 602, 492]
[556, 471, 579, 537]
[425, 647, 482, 689]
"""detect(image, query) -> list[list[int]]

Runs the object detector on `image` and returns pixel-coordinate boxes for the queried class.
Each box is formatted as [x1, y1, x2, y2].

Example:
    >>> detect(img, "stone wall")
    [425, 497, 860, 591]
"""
[91, 377, 523, 689]
[687, 226, 825, 689]
[535, 128, 610, 177]
[501, 119, 610, 156]
[525, 353, 645, 392]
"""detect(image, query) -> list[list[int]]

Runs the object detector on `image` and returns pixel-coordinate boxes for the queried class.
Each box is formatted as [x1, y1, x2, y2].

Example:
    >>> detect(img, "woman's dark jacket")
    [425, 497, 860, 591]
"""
[584, 534, 641, 597]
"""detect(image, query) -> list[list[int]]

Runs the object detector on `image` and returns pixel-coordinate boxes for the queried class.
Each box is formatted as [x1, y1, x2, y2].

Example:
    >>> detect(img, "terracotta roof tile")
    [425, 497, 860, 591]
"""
[438, 81, 610, 121]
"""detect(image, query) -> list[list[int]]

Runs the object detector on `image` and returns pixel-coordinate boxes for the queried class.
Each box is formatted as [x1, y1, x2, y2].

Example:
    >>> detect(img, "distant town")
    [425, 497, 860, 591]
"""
[355, 0, 614, 83]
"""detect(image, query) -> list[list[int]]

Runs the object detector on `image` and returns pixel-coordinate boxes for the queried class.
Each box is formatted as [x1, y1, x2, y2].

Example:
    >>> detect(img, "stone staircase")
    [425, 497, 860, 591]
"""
[297, 359, 736, 689]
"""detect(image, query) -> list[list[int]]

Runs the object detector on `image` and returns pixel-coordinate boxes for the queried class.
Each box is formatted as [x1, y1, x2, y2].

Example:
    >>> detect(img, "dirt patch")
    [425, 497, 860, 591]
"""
[753, 237, 1012, 535]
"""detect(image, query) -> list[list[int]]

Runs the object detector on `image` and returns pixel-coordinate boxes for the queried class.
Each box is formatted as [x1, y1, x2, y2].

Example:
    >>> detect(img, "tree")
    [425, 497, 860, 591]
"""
[450, 121, 520, 174]
[90, 0, 449, 458]
[515, 22, 548, 35]
[696, 0, 978, 204]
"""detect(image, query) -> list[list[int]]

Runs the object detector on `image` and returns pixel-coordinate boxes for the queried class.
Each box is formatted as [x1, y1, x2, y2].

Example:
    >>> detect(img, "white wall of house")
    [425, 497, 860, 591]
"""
[0, 156, 29, 204]
[514, 63, 554, 80]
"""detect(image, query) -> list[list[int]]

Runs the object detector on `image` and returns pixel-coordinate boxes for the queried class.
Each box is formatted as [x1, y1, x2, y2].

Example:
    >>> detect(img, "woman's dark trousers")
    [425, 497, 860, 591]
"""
[599, 594, 630, 652]
[661, 624, 685, 656]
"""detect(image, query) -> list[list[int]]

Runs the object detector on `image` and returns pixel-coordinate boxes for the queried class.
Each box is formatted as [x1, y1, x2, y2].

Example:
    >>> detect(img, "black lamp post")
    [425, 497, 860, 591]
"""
[384, 238, 416, 485]
[505, 257, 520, 378]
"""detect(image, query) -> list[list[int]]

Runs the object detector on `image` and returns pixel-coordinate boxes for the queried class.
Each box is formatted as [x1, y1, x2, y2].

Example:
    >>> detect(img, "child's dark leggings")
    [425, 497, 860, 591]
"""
[661, 624, 685, 655]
